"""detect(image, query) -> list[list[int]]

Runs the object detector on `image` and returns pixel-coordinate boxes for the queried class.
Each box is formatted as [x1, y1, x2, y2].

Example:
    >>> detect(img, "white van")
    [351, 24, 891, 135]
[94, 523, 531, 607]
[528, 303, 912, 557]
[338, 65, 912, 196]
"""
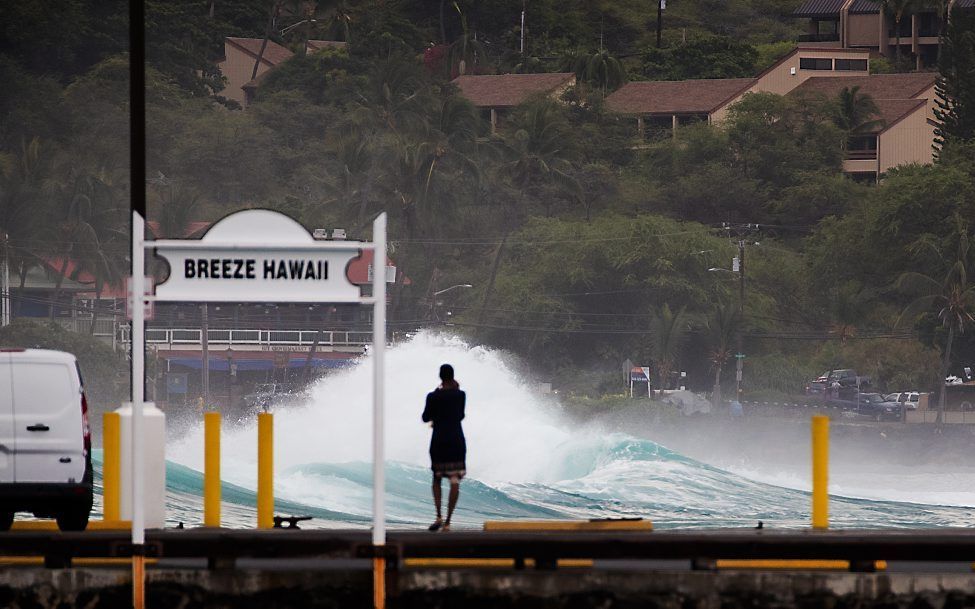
[0, 349, 93, 531]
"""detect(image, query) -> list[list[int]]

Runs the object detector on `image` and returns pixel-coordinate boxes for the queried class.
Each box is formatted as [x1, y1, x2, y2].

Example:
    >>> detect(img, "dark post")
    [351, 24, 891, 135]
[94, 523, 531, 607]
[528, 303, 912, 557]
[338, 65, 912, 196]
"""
[656, 0, 663, 48]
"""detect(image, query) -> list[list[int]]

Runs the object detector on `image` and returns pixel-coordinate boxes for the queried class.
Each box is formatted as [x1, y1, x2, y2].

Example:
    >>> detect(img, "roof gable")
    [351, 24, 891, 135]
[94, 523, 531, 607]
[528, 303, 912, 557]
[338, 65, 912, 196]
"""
[451, 73, 575, 108]
[225, 37, 294, 67]
[604, 78, 756, 115]
[874, 98, 927, 133]
[793, 0, 846, 17]
[790, 73, 937, 100]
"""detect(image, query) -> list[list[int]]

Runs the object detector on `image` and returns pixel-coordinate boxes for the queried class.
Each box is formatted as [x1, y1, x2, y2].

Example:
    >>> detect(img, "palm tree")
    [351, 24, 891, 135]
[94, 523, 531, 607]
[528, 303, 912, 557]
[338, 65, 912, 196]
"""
[327, 135, 374, 228]
[350, 55, 431, 136]
[477, 100, 581, 325]
[567, 50, 627, 96]
[897, 223, 975, 423]
[884, 0, 916, 64]
[833, 87, 885, 135]
[649, 303, 691, 393]
[148, 180, 200, 239]
[706, 302, 738, 407]
[48, 173, 125, 321]
[0, 138, 51, 313]
[445, 2, 489, 77]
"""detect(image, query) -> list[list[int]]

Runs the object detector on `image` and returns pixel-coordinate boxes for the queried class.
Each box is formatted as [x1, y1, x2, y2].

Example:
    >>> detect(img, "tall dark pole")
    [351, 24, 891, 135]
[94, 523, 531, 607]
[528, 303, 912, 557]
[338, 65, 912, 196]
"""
[736, 238, 745, 402]
[129, 0, 147, 605]
[656, 0, 663, 48]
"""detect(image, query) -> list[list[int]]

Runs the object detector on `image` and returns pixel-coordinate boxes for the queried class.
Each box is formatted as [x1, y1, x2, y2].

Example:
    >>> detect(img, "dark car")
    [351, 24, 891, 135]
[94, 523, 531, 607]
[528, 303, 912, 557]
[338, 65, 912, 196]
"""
[805, 371, 829, 395]
[856, 393, 902, 421]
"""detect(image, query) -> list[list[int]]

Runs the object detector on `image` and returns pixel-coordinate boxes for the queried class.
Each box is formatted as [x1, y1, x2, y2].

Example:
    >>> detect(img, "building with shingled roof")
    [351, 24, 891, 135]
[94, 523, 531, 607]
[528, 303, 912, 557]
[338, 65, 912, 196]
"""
[605, 46, 869, 136]
[789, 72, 938, 179]
[217, 38, 346, 108]
[451, 72, 576, 133]
[793, 0, 973, 68]
[217, 37, 294, 107]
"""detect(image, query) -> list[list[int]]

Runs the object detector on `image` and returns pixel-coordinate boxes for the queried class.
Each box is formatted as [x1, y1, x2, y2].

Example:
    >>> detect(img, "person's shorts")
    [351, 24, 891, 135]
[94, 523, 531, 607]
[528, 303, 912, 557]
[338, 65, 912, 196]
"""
[432, 461, 466, 482]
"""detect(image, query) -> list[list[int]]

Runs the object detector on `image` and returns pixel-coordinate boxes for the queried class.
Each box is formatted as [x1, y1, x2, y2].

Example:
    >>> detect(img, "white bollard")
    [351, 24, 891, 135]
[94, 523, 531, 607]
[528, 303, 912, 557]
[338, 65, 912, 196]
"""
[117, 403, 166, 528]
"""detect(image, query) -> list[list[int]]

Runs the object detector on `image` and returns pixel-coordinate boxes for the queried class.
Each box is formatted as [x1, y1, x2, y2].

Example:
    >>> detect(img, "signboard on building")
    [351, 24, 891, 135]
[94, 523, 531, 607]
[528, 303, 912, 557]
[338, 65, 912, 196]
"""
[153, 209, 363, 303]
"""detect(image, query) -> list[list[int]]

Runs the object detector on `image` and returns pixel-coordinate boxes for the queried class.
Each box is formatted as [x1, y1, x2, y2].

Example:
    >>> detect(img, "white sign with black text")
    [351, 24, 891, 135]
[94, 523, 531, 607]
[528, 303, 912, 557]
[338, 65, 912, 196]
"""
[153, 209, 363, 303]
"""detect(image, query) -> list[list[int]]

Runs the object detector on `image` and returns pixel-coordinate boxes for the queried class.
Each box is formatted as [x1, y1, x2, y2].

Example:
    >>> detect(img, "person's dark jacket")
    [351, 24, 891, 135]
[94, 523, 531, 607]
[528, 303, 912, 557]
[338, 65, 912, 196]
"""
[422, 387, 466, 463]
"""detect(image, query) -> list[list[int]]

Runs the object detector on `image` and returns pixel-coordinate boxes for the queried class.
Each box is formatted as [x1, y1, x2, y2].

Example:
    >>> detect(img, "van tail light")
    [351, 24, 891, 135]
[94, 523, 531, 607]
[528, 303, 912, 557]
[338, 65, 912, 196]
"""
[81, 392, 91, 457]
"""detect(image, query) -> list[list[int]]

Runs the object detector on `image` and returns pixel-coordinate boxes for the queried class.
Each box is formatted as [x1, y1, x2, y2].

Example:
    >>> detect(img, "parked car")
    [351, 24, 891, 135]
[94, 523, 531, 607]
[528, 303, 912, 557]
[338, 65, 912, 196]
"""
[883, 392, 920, 410]
[0, 349, 93, 531]
[805, 371, 829, 395]
[806, 369, 861, 396]
[856, 393, 902, 421]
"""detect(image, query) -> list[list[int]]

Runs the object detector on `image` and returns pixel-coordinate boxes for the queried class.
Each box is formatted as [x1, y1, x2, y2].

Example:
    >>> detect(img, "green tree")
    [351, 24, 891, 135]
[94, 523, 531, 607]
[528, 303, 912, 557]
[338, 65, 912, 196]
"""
[444, 2, 490, 77]
[884, 0, 916, 65]
[0, 138, 53, 306]
[641, 36, 759, 80]
[706, 302, 739, 407]
[897, 222, 975, 423]
[833, 86, 886, 139]
[648, 303, 691, 392]
[934, 5, 975, 150]
[567, 50, 627, 96]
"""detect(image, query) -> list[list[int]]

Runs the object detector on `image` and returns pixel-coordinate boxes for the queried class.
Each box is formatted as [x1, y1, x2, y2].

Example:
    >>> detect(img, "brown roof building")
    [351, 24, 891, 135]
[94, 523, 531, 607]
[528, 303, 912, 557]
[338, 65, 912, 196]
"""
[790, 73, 938, 178]
[606, 46, 936, 180]
[217, 37, 294, 107]
[605, 46, 870, 133]
[604, 78, 755, 117]
[451, 73, 576, 132]
[217, 38, 346, 107]
[793, 0, 973, 69]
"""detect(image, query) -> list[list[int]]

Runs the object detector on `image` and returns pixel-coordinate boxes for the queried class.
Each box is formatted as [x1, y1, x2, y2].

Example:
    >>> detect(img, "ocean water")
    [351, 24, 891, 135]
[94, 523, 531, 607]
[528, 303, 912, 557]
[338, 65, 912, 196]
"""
[154, 333, 975, 530]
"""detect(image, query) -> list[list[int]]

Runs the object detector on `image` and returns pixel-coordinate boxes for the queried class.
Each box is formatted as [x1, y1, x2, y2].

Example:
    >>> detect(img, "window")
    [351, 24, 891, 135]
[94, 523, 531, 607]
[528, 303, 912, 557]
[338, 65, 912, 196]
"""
[848, 136, 877, 151]
[835, 59, 868, 71]
[799, 57, 832, 70]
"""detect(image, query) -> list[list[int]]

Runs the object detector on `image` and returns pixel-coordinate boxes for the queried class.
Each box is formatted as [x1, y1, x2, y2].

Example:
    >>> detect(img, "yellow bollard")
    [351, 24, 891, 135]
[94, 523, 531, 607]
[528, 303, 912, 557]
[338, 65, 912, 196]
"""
[102, 412, 121, 522]
[812, 415, 829, 529]
[204, 412, 221, 527]
[257, 412, 274, 529]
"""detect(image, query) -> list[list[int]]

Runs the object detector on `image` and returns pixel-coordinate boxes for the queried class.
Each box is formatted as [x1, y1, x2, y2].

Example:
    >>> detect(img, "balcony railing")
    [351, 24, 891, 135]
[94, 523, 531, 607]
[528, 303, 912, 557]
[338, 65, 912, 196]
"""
[845, 150, 878, 160]
[798, 33, 840, 42]
[141, 328, 372, 348]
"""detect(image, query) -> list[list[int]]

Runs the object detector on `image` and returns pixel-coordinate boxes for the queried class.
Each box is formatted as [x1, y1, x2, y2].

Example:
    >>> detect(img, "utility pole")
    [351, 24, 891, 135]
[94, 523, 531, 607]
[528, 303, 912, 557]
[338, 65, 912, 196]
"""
[1, 232, 9, 327]
[520, 0, 527, 55]
[656, 0, 664, 48]
[735, 238, 745, 402]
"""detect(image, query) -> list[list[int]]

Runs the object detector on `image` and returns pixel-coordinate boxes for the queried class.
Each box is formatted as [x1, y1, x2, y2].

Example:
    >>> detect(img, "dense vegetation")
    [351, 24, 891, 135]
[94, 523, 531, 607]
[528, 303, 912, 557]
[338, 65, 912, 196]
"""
[0, 0, 973, 407]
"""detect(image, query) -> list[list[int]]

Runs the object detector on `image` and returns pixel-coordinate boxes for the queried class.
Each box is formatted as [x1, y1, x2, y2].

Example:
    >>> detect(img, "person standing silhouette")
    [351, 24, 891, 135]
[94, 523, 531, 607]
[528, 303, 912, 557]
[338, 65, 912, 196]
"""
[422, 364, 466, 531]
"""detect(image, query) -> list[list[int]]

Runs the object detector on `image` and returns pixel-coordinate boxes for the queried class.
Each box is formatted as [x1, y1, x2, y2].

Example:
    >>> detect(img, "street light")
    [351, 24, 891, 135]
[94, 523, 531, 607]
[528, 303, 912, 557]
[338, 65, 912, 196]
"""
[280, 18, 316, 36]
[434, 284, 473, 296]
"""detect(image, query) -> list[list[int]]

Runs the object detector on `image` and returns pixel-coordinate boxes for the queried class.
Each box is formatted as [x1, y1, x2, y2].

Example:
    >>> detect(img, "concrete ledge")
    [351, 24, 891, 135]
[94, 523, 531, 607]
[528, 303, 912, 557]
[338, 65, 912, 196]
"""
[1, 568, 975, 608]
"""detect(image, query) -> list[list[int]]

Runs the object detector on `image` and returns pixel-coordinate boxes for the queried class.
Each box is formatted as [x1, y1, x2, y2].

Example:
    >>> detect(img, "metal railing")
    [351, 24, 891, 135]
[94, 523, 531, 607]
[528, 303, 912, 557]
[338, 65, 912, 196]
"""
[142, 328, 372, 348]
[798, 33, 840, 42]
[846, 150, 878, 160]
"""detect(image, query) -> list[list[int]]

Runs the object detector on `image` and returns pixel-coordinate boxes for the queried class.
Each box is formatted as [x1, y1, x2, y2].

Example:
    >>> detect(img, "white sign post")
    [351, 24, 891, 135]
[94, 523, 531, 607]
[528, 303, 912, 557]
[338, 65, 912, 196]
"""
[131, 208, 389, 602]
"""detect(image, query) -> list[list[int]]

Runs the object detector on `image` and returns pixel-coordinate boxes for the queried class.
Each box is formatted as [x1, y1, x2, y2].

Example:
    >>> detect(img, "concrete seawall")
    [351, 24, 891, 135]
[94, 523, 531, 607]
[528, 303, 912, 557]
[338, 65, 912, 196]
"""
[3, 568, 975, 608]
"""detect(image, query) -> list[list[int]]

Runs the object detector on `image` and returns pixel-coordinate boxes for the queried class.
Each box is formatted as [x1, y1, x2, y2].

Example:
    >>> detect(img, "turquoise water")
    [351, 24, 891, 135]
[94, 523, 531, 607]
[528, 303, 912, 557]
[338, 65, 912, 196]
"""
[97, 432, 975, 530]
[140, 334, 975, 530]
